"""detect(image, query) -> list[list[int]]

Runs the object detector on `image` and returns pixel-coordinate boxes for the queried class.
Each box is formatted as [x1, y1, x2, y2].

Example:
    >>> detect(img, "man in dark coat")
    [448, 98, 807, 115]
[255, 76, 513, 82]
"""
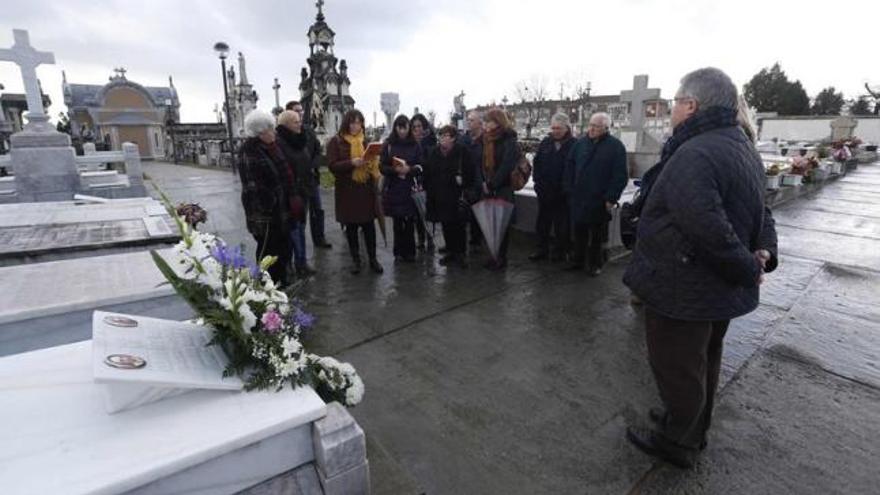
[286, 100, 332, 249]
[623, 67, 779, 469]
[564, 112, 628, 275]
[276, 110, 316, 277]
[530, 112, 576, 262]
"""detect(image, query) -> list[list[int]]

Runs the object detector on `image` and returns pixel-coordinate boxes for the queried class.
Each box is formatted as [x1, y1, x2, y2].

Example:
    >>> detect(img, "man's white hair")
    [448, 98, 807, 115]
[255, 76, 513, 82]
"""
[244, 109, 276, 138]
[277, 109, 300, 128]
[590, 112, 611, 129]
[550, 112, 571, 129]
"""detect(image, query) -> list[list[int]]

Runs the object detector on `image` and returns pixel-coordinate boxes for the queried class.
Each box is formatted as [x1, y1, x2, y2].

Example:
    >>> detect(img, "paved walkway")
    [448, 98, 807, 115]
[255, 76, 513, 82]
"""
[4, 160, 878, 494]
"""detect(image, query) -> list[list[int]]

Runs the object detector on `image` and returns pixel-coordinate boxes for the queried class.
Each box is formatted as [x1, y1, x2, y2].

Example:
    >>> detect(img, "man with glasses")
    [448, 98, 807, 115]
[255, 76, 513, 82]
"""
[623, 67, 778, 468]
[564, 112, 628, 275]
[286, 100, 332, 249]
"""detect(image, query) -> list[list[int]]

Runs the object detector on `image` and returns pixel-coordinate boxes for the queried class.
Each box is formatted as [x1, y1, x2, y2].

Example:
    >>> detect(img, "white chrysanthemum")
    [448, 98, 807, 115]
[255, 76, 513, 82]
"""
[345, 375, 364, 405]
[239, 304, 257, 334]
[282, 336, 303, 357]
[338, 362, 356, 376]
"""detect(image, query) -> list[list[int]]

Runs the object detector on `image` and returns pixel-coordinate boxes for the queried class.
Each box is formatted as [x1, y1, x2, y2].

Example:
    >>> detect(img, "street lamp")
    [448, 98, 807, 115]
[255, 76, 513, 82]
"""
[214, 41, 235, 172]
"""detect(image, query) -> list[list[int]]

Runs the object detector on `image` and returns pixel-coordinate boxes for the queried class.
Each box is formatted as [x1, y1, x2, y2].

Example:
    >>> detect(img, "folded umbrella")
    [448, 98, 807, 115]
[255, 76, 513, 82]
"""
[411, 180, 434, 242]
[375, 177, 387, 247]
[471, 198, 514, 261]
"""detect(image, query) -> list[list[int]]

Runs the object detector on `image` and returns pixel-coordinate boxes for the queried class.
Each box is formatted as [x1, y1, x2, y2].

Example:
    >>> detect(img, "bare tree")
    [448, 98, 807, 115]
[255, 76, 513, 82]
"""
[514, 75, 549, 139]
[865, 82, 880, 115]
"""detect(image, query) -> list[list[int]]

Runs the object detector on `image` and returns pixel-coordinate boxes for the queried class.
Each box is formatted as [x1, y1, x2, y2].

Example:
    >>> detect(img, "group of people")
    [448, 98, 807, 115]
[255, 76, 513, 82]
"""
[238, 103, 528, 283]
[237, 66, 779, 470]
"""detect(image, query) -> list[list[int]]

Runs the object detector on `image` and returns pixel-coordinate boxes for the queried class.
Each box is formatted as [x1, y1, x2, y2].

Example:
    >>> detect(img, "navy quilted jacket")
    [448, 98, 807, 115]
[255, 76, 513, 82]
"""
[623, 126, 778, 321]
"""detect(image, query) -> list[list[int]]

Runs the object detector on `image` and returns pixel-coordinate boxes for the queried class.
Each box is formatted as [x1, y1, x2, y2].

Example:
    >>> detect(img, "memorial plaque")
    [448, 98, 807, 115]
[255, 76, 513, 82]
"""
[92, 311, 243, 413]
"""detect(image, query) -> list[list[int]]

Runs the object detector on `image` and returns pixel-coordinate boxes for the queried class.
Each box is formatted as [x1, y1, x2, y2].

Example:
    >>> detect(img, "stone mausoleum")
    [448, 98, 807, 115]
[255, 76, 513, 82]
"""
[63, 68, 180, 159]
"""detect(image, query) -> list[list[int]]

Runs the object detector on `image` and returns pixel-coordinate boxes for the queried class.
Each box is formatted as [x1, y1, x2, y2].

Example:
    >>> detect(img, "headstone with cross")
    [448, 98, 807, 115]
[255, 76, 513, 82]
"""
[1, 29, 83, 201]
[620, 75, 660, 131]
[0, 29, 56, 134]
[618, 74, 664, 177]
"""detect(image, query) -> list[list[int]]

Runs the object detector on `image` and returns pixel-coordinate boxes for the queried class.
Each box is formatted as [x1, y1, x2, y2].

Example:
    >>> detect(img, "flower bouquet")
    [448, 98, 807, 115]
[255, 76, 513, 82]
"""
[149, 190, 364, 406]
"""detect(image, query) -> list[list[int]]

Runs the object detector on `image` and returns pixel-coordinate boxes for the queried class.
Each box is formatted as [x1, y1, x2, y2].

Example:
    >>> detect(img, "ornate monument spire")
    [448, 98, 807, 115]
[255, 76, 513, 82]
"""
[237, 52, 249, 86]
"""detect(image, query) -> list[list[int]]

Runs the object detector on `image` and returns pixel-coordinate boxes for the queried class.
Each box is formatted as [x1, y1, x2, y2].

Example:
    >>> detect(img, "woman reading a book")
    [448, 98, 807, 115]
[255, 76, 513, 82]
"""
[327, 109, 384, 274]
[380, 115, 424, 262]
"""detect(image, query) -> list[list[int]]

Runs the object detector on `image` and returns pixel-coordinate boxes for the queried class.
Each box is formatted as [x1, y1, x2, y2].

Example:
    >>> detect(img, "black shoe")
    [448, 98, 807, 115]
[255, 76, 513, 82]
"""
[589, 267, 603, 277]
[484, 259, 507, 271]
[350, 259, 362, 275]
[565, 262, 585, 271]
[549, 252, 563, 262]
[295, 264, 316, 278]
[626, 426, 697, 469]
[647, 408, 708, 451]
[439, 254, 459, 266]
[438, 246, 448, 255]
[649, 407, 666, 425]
[314, 240, 332, 249]
[528, 251, 549, 262]
[369, 259, 384, 274]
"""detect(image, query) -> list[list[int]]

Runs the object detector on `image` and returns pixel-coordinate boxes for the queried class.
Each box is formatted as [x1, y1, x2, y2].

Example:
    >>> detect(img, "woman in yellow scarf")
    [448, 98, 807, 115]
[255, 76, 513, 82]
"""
[327, 109, 384, 274]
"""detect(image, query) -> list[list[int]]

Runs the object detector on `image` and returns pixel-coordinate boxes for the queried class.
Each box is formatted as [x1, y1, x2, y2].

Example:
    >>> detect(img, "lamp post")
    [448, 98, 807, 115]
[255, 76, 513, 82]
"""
[214, 41, 235, 172]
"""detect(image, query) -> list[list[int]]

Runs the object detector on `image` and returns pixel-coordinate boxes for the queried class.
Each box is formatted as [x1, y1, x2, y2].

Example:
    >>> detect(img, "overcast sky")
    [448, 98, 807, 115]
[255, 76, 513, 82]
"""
[1, 0, 877, 126]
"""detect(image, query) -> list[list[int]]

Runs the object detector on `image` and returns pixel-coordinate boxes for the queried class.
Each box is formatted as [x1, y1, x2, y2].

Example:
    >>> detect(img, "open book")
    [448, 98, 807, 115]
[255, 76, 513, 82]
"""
[362, 142, 383, 161]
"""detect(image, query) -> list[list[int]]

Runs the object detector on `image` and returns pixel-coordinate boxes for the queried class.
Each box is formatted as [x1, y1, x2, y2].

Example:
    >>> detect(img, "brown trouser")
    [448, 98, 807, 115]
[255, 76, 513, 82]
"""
[645, 307, 730, 449]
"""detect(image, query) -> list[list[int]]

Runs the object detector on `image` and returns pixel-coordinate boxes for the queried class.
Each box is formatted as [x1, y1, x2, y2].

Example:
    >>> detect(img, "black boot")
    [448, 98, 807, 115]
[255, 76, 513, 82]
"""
[350, 258, 362, 275]
[369, 258, 384, 274]
[626, 426, 698, 469]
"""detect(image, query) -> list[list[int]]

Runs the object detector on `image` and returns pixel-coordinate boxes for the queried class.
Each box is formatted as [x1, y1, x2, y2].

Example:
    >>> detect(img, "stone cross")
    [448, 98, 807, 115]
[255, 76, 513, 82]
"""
[113, 67, 127, 79]
[0, 29, 55, 127]
[380, 92, 399, 138]
[620, 75, 660, 130]
[272, 77, 281, 116]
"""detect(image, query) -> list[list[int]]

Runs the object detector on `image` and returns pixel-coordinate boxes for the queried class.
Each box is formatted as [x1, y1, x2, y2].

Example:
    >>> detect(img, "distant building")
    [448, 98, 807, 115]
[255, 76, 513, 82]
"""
[63, 68, 180, 159]
[0, 90, 51, 154]
[298, 1, 355, 140]
[1, 91, 52, 132]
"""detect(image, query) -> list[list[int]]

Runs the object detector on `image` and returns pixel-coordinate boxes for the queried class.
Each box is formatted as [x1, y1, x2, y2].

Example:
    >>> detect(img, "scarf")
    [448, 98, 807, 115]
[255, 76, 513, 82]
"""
[278, 125, 307, 151]
[633, 106, 739, 215]
[343, 131, 380, 184]
[482, 127, 503, 178]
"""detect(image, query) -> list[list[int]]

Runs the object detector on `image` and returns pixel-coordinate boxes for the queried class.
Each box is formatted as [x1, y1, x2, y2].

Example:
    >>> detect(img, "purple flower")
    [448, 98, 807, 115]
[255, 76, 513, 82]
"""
[261, 310, 283, 333]
[210, 243, 230, 265]
[211, 243, 249, 270]
[291, 307, 316, 329]
[249, 262, 262, 280]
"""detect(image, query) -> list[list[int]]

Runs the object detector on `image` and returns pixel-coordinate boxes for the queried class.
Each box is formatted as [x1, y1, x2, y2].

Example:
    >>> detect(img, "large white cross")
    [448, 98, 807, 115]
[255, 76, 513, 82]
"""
[620, 75, 660, 130]
[0, 29, 55, 121]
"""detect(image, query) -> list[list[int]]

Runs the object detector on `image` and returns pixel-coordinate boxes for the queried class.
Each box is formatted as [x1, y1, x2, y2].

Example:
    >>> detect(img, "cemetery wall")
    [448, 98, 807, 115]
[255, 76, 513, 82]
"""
[760, 116, 880, 143]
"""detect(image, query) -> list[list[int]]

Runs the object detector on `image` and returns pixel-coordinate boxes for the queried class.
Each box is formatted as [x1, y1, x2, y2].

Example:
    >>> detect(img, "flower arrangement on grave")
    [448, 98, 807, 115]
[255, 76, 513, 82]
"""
[175, 202, 208, 227]
[790, 156, 818, 176]
[149, 190, 364, 406]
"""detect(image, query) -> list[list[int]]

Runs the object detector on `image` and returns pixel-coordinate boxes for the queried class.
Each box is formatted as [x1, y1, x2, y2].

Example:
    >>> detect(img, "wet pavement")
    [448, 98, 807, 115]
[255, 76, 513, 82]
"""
[6, 160, 880, 494]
